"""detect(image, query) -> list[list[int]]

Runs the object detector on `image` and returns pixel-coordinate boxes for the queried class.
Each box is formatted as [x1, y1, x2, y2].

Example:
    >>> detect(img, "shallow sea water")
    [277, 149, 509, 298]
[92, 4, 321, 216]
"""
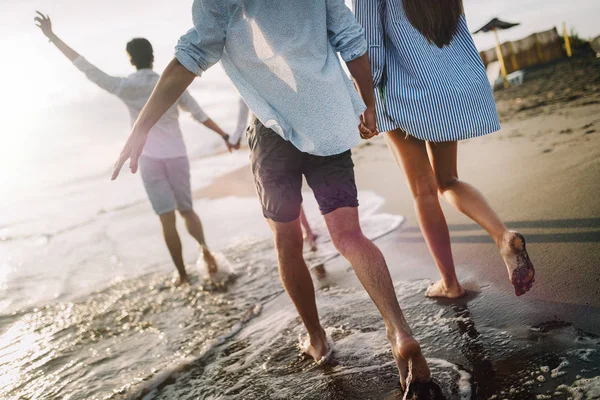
[1, 178, 599, 399]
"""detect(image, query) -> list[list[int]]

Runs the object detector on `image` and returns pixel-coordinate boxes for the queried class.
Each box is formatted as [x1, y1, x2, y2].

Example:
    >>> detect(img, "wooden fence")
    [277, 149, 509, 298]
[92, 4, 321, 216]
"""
[479, 28, 565, 74]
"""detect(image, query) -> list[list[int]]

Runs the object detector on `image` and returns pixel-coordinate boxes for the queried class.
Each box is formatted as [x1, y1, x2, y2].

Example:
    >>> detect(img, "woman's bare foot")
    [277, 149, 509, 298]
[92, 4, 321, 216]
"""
[202, 248, 218, 278]
[500, 231, 535, 296]
[299, 328, 332, 362]
[388, 331, 430, 389]
[425, 280, 466, 299]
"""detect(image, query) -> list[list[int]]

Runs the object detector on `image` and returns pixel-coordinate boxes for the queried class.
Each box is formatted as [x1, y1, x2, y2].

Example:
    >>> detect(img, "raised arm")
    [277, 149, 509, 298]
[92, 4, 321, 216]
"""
[35, 12, 78, 61]
[112, 59, 195, 179]
[325, 0, 378, 138]
[35, 12, 124, 95]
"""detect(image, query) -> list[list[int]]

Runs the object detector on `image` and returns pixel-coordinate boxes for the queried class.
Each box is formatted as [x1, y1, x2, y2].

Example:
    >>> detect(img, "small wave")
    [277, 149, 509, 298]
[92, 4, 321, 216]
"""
[556, 376, 600, 400]
[137, 304, 262, 400]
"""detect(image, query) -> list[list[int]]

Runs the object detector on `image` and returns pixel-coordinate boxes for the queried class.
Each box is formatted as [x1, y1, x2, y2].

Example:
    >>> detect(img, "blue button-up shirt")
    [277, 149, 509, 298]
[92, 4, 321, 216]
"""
[175, 0, 368, 157]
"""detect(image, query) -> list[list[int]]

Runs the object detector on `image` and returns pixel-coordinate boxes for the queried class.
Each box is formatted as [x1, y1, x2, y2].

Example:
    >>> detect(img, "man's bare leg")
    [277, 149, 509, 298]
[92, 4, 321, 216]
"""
[324, 206, 430, 387]
[180, 209, 217, 276]
[159, 211, 189, 285]
[268, 217, 329, 361]
[299, 206, 318, 251]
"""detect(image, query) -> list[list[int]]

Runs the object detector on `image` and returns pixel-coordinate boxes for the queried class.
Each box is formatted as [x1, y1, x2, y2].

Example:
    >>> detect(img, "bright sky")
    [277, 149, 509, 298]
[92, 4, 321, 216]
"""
[1, 0, 597, 112]
[0, 0, 598, 194]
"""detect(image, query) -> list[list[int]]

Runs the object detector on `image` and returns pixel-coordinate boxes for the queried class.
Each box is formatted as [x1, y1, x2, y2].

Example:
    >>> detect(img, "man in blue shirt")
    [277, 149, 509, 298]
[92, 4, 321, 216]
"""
[112, 0, 430, 386]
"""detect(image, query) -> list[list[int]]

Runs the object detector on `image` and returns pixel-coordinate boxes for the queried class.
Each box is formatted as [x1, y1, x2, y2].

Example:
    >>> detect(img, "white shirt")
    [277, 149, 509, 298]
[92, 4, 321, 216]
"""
[174, 0, 368, 157]
[72, 56, 209, 159]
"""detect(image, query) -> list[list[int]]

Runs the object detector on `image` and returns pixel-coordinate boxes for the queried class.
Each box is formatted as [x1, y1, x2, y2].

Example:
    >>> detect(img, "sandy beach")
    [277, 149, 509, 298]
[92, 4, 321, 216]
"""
[198, 54, 600, 311]
[2, 55, 599, 400]
[3, 1, 599, 398]
[184, 54, 600, 398]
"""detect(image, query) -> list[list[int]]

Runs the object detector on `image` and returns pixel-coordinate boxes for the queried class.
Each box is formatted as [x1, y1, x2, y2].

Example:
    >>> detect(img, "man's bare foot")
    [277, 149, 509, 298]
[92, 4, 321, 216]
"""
[299, 328, 332, 363]
[202, 248, 218, 278]
[388, 331, 430, 389]
[173, 274, 190, 287]
[304, 233, 318, 252]
[500, 231, 535, 296]
[425, 280, 466, 299]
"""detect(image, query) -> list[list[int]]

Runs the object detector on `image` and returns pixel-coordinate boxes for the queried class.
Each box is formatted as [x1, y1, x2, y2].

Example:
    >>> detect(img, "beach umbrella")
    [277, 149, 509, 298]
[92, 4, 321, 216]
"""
[474, 18, 520, 87]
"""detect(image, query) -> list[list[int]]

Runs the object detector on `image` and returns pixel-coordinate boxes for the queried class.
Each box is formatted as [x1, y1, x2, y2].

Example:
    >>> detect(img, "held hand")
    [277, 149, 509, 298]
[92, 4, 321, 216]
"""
[223, 134, 242, 153]
[359, 107, 379, 140]
[34, 11, 54, 38]
[111, 129, 148, 180]
[228, 134, 242, 152]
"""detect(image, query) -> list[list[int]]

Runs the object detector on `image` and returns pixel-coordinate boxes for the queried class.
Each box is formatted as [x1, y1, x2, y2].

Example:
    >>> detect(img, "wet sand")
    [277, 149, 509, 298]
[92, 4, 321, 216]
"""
[4, 55, 599, 400]
[352, 55, 600, 316]
[189, 55, 600, 398]
[199, 55, 600, 314]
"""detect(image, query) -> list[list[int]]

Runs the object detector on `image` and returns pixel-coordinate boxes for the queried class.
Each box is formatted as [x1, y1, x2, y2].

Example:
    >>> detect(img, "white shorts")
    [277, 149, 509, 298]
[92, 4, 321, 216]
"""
[139, 156, 193, 215]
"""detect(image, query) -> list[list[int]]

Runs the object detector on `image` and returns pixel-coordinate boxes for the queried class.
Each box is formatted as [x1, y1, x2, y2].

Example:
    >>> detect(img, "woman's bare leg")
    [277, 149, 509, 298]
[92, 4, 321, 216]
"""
[427, 141, 535, 296]
[385, 131, 464, 298]
[426, 141, 507, 244]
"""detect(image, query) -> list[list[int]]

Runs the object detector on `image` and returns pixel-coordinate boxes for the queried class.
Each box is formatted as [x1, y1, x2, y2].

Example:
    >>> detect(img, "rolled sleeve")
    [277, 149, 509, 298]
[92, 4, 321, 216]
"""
[175, 41, 205, 77]
[353, 0, 386, 88]
[326, 0, 368, 62]
[174, 0, 228, 77]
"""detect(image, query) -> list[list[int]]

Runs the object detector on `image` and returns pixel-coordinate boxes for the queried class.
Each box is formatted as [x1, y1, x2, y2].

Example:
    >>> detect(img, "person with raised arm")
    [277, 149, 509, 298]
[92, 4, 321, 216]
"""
[35, 12, 237, 286]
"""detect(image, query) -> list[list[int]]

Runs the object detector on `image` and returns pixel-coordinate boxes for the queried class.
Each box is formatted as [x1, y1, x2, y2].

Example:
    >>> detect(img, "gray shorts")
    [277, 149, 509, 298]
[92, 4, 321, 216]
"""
[247, 118, 359, 223]
[139, 156, 193, 215]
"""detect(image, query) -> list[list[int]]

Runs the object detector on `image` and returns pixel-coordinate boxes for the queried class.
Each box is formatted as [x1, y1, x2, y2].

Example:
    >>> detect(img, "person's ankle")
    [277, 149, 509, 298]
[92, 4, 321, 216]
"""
[309, 326, 326, 345]
[442, 277, 461, 291]
[496, 229, 512, 248]
[386, 322, 413, 342]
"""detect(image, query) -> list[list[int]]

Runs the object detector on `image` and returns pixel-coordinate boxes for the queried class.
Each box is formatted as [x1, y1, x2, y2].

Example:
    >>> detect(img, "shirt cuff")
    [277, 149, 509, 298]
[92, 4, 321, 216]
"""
[175, 49, 204, 77]
[339, 38, 369, 63]
[192, 111, 209, 123]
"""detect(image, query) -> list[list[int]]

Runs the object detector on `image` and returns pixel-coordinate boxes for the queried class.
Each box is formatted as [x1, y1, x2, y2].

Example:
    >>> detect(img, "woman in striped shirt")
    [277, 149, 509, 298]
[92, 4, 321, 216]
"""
[354, 0, 535, 298]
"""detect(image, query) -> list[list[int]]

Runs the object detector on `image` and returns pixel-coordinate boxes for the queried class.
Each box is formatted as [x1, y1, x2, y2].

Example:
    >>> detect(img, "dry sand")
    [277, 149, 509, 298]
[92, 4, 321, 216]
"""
[196, 55, 600, 333]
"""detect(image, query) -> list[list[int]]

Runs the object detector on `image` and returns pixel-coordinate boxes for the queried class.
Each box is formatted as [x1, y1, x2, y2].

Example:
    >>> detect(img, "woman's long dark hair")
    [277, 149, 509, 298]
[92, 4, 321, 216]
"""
[403, 0, 463, 48]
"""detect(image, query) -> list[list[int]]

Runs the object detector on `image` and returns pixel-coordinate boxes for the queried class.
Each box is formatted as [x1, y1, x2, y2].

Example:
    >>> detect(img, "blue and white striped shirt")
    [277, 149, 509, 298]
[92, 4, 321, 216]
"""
[175, 0, 368, 156]
[353, 0, 501, 142]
